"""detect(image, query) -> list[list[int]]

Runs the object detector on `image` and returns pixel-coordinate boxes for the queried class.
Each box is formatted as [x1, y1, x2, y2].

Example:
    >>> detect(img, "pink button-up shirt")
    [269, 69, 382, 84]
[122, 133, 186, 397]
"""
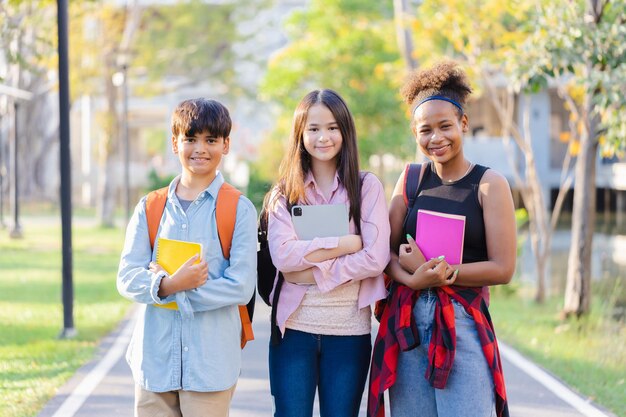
[268, 171, 391, 334]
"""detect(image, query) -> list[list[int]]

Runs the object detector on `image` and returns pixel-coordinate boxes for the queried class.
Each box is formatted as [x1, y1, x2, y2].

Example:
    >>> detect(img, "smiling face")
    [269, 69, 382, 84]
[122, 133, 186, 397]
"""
[414, 99, 468, 164]
[172, 130, 229, 180]
[302, 103, 343, 166]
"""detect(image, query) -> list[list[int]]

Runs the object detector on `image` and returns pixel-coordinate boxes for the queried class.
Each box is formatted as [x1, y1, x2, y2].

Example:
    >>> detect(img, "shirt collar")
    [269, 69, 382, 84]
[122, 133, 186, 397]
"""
[206, 171, 225, 200]
[167, 171, 225, 203]
[304, 171, 341, 196]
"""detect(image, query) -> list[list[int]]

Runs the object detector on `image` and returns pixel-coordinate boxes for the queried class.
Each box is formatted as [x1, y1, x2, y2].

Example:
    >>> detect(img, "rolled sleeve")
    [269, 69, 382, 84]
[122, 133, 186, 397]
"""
[311, 259, 335, 292]
[117, 198, 166, 305]
[149, 271, 175, 304]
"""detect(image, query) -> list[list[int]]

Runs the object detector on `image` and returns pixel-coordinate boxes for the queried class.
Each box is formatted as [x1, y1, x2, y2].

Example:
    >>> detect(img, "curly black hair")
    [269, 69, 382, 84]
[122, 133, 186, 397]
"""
[400, 60, 472, 118]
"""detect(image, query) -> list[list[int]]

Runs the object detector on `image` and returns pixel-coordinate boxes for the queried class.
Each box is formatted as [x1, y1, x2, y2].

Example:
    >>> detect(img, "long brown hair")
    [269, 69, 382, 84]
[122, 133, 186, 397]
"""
[271, 89, 363, 234]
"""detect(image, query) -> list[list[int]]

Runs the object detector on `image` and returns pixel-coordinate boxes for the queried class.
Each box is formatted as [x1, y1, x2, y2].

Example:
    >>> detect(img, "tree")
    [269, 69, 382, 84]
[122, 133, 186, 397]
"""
[515, 0, 626, 316]
[67, 0, 265, 226]
[2, 0, 268, 227]
[392, 0, 417, 71]
[131, 0, 262, 97]
[66, 1, 138, 227]
[0, 1, 62, 203]
[258, 0, 411, 184]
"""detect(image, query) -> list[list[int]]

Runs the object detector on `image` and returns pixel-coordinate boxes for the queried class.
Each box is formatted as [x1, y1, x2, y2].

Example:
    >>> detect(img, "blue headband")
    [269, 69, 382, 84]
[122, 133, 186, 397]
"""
[413, 95, 463, 115]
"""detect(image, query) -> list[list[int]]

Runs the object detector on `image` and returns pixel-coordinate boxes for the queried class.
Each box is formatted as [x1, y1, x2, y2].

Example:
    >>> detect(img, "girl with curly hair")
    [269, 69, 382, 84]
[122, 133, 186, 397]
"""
[368, 61, 516, 417]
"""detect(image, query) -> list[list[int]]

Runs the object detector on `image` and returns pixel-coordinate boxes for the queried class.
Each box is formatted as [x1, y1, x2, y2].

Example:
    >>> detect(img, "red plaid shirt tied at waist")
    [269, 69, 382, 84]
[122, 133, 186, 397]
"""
[367, 284, 509, 417]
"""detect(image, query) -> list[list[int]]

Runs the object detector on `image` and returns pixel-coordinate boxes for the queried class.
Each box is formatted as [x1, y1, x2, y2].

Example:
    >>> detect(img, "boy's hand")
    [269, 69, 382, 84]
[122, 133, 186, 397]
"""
[172, 254, 208, 291]
[399, 235, 426, 274]
[157, 254, 208, 297]
[404, 257, 457, 290]
[149, 262, 166, 275]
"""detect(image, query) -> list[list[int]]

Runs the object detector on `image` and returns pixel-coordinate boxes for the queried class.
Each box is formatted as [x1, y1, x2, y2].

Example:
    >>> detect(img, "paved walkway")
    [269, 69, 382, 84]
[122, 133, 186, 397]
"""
[38, 301, 616, 417]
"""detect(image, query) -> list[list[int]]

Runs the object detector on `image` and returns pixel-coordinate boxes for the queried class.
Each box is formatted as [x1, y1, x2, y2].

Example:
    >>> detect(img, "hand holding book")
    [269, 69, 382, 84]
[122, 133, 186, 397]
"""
[154, 254, 208, 298]
[400, 235, 457, 285]
[398, 235, 426, 274]
[154, 238, 208, 301]
[408, 257, 458, 290]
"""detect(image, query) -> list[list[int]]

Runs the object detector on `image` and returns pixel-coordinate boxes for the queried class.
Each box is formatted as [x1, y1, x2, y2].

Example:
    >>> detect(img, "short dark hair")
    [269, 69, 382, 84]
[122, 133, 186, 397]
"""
[171, 98, 232, 138]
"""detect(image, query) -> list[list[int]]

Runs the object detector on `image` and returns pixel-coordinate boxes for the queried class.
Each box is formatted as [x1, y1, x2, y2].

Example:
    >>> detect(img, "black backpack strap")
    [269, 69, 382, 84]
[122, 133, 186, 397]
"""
[270, 273, 284, 345]
[400, 163, 424, 244]
[405, 163, 422, 210]
[257, 191, 285, 345]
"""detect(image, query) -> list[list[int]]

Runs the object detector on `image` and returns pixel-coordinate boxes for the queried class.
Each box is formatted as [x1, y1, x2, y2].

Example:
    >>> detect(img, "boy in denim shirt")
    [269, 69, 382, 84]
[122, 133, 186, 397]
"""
[117, 98, 257, 417]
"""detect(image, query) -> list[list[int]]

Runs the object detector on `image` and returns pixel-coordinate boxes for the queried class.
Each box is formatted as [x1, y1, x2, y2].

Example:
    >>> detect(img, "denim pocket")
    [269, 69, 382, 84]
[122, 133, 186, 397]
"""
[451, 299, 474, 320]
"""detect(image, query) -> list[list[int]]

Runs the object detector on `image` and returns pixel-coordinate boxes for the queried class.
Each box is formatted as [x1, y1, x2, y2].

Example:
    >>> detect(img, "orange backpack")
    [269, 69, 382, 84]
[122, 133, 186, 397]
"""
[145, 183, 254, 348]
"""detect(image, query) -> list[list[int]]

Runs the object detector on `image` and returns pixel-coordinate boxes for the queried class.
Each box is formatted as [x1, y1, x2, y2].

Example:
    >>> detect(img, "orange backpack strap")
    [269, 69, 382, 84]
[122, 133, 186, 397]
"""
[216, 183, 241, 259]
[216, 183, 254, 348]
[145, 187, 169, 248]
[238, 304, 253, 348]
[403, 163, 423, 209]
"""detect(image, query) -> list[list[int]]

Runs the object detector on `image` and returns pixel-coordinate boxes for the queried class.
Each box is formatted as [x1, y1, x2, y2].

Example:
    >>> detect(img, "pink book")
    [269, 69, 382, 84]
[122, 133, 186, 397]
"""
[415, 209, 466, 265]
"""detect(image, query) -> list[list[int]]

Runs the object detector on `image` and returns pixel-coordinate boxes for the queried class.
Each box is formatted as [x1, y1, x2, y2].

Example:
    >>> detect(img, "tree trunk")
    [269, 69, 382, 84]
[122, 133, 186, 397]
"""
[535, 251, 548, 303]
[525, 194, 546, 303]
[562, 0, 605, 318]
[563, 89, 598, 317]
[96, 3, 141, 227]
[393, 0, 417, 71]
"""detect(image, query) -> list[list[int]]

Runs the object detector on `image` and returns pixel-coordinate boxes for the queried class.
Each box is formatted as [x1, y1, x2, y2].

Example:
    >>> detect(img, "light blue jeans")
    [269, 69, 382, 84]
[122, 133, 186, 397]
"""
[389, 290, 495, 417]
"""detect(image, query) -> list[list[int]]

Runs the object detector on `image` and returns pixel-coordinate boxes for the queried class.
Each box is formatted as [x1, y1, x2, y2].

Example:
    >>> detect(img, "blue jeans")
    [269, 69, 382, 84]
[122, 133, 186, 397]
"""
[389, 291, 495, 417]
[269, 329, 371, 417]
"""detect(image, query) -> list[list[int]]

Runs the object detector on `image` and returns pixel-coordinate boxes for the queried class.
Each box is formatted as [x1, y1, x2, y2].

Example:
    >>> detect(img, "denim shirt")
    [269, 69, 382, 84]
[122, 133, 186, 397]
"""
[117, 172, 257, 392]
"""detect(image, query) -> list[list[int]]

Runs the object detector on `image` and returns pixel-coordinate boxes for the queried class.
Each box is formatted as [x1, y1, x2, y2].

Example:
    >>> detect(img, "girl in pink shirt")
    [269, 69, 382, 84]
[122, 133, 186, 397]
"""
[265, 89, 391, 417]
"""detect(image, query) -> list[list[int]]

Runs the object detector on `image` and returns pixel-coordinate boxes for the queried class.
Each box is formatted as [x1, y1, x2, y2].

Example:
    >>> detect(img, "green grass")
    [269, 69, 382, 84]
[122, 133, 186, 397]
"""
[490, 288, 625, 417]
[0, 219, 131, 417]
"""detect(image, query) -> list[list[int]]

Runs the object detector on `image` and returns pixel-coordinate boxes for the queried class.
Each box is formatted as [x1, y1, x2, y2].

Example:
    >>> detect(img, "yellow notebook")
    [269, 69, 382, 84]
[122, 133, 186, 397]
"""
[154, 237, 203, 310]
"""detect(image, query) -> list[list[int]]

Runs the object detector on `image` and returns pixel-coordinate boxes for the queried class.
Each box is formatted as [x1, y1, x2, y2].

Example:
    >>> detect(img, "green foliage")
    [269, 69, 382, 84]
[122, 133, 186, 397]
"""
[68, 0, 267, 100]
[132, 0, 242, 96]
[143, 128, 169, 157]
[0, 222, 129, 417]
[3, 0, 270, 99]
[0, 1, 58, 80]
[412, 0, 535, 90]
[259, 0, 413, 180]
[145, 168, 175, 192]
[514, 0, 626, 156]
[515, 208, 529, 229]
[67, 1, 127, 99]
[247, 164, 274, 211]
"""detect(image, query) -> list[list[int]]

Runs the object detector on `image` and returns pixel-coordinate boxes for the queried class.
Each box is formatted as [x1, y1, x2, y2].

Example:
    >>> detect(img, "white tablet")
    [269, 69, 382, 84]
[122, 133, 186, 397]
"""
[291, 204, 350, 240]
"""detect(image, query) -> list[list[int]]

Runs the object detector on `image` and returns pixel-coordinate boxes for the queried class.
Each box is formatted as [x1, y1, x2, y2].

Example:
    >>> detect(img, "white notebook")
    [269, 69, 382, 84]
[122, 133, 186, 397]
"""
[291, 204, 349, 240]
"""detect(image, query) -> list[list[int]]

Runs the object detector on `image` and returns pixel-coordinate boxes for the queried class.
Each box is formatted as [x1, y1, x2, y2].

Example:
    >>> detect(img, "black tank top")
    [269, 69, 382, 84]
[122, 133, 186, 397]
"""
[403, 162, 489, 264]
